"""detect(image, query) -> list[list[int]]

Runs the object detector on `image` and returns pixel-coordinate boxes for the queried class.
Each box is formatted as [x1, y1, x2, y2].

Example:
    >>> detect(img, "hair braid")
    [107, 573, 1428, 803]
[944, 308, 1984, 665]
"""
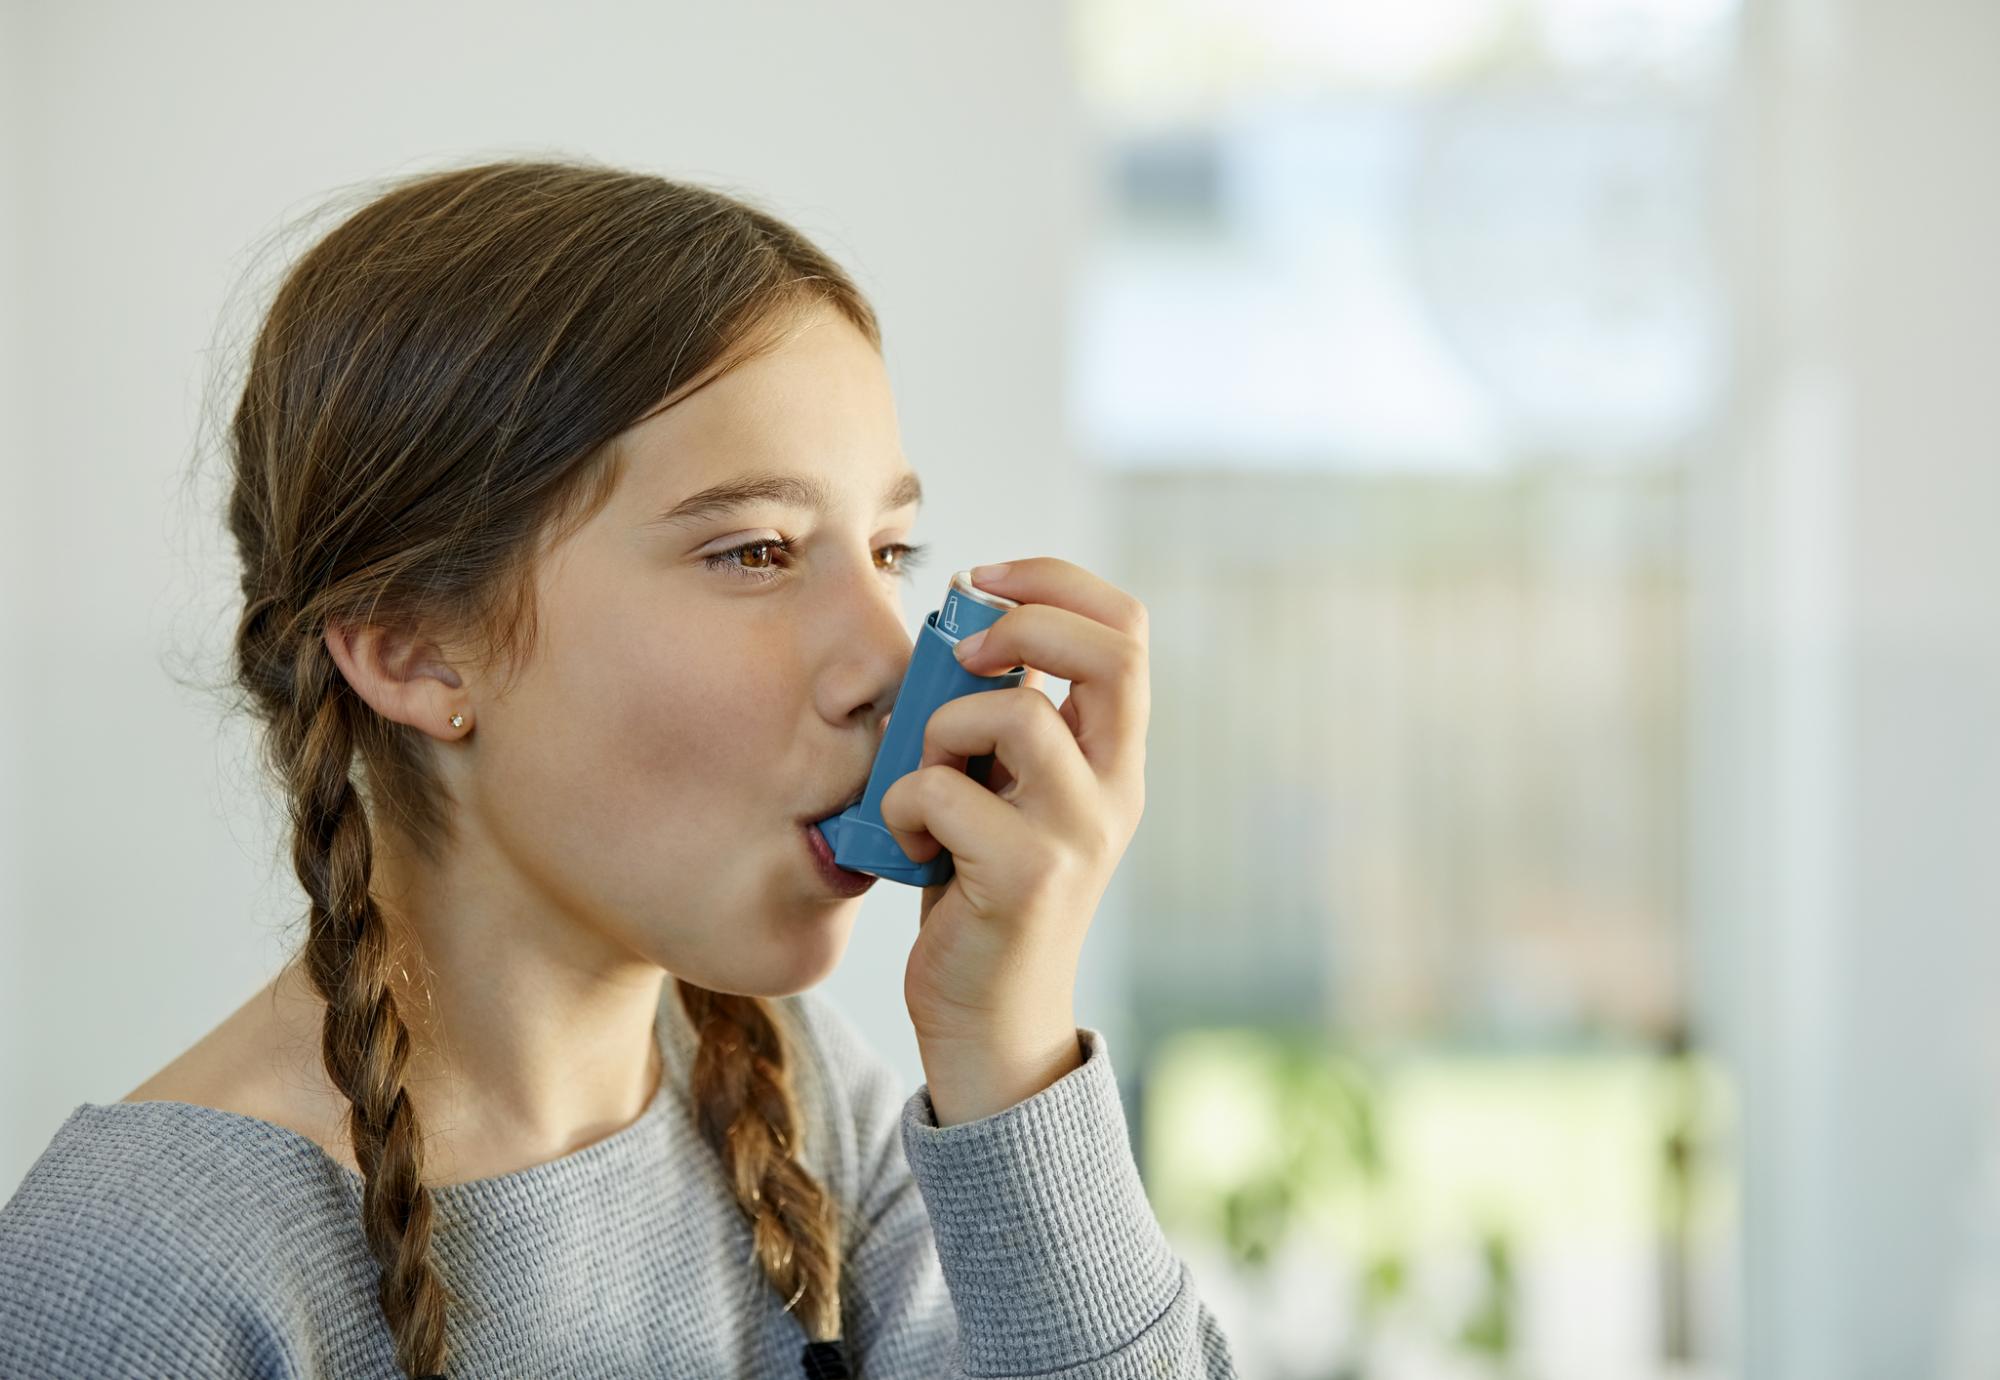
[674, 981, 845, 1345]
[279, 634, 456, 1377]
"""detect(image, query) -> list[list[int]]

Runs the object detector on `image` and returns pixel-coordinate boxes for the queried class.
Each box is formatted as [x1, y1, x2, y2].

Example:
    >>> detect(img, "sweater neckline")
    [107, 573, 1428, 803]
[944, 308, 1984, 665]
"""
[77, 1018, 689, 1207]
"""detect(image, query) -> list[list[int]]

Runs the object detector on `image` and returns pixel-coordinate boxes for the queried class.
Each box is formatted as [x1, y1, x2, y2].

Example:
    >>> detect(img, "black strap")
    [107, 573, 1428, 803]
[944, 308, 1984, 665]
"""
[800, 1338, 853, 1378]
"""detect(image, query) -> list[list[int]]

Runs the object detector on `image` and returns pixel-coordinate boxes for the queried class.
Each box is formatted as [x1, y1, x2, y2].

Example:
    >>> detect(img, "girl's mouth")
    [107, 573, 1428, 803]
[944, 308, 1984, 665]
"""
[800, 821, 876, 896]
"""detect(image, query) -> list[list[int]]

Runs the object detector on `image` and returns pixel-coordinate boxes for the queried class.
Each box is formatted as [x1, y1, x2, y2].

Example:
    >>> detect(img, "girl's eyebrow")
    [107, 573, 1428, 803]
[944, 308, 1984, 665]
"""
[648, 469, 924, 529]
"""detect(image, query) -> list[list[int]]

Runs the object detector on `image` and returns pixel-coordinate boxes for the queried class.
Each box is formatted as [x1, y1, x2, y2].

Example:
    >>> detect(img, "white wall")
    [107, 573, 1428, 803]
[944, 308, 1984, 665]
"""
[0, 0, 31, 1163]
[0, 0, 1107, 1190]
[1699, 0, 2000, 1374]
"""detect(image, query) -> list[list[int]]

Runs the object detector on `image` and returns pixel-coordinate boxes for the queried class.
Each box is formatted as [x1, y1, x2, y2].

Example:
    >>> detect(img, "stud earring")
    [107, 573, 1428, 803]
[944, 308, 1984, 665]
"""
[449, 713, 465, 730]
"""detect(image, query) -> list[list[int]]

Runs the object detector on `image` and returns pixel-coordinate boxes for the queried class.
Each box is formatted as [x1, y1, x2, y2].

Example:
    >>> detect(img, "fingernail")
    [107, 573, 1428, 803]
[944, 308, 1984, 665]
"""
[970, 563, 1010, 586]
[954, 629, 987, 660]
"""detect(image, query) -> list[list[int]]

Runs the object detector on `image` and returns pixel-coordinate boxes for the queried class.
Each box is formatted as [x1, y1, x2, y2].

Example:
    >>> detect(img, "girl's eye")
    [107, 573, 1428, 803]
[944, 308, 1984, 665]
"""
[701, 537, 932, 583]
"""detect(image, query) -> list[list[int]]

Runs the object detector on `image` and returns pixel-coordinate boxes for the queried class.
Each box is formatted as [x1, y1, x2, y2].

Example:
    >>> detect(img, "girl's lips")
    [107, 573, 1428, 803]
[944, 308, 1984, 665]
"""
[801, 821, 876, 896]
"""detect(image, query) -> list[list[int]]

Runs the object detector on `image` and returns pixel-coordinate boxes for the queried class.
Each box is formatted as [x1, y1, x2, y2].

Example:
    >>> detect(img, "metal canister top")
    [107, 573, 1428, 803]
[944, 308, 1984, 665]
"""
[937, 569, 1018, 644]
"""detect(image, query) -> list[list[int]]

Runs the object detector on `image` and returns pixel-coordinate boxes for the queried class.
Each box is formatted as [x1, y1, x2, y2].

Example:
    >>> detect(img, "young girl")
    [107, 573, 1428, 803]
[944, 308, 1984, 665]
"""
[0, 159, 1239, 1378]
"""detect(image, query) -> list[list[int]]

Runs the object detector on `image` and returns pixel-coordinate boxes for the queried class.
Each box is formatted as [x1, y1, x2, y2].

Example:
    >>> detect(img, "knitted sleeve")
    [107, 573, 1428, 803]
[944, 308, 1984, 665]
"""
[803, 997, 1240, 1378]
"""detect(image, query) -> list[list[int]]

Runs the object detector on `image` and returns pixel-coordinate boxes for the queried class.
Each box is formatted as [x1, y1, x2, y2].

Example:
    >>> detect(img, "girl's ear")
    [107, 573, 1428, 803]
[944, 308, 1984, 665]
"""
[323, 620, 470, 740]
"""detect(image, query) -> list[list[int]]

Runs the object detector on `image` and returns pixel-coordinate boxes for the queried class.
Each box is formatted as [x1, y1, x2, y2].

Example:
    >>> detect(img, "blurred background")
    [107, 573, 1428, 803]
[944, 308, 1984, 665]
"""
[2, 1, 1996, 1377]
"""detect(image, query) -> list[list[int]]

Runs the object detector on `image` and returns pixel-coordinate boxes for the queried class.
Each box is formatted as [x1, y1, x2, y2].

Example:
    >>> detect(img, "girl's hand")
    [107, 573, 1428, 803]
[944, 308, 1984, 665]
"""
[877, 557, 1150, 1125]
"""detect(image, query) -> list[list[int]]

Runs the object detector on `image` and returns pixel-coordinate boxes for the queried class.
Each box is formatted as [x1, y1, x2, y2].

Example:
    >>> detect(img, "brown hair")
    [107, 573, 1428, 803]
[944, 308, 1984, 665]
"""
[216, 157, 870, 1376]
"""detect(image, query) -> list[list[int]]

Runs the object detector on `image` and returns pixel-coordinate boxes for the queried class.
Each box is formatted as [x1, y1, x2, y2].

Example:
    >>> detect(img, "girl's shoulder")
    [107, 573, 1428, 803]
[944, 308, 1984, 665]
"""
[769, 986, 914, 1139]
[762, 989, 920, 1224]
[1, 1091, 342, 1259]
[0, 1100, 311, 1373]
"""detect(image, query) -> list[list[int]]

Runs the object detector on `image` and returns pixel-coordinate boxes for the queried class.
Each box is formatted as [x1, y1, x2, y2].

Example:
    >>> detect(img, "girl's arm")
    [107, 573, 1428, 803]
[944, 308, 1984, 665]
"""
[823, 1006, 1240, 1378]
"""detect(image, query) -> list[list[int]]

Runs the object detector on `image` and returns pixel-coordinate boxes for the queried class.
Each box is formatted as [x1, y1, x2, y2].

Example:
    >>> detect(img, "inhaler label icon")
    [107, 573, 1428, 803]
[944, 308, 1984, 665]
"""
[940, 591, 965, 636]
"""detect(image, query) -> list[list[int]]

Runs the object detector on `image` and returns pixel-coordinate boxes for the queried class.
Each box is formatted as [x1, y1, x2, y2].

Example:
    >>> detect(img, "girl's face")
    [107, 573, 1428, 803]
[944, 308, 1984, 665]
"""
[457, 303, 924, 997]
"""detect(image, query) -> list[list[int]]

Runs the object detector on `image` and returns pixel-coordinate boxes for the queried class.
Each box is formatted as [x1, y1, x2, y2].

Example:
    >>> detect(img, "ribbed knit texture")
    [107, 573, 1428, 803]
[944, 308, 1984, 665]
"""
[0, 987, 1238, 1378]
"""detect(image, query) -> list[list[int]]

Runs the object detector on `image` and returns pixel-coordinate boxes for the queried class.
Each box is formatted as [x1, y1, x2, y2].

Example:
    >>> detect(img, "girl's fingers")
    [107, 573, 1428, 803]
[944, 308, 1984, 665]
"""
[878, 751, 1040, 882]
[975, 670, 1047, 798]
[915, 686, 1100, 837]
[953, 602, 1147, 779]
[966, 558, 1148, 643]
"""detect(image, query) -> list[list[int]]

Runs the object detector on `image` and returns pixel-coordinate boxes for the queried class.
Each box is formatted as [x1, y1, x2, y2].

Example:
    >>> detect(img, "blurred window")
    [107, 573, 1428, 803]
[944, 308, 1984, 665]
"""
[1070, 2, 1739, 1375]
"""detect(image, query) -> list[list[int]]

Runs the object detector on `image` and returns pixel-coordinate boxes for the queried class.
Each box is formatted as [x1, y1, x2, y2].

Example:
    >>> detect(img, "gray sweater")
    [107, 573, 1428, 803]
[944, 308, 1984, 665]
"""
[0, 987, 1238, 1378]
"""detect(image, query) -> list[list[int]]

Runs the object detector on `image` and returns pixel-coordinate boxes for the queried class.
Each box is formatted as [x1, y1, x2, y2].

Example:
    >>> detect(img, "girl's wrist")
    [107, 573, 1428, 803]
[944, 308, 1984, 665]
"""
[915, 1017, 1083, 1127]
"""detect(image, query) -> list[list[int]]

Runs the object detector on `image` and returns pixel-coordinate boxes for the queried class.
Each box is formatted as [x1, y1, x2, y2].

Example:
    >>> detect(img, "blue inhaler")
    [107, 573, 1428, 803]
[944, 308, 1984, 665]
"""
[811, 569, 1026, 887]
